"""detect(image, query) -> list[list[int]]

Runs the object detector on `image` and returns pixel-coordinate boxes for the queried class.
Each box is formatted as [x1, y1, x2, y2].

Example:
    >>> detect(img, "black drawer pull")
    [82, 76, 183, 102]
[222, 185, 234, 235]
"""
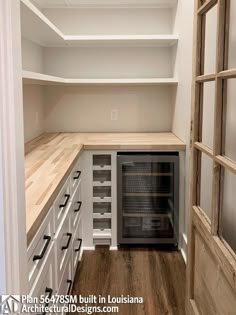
[33, 236, 51, 261]
[62, 233, 72, 250]
[74, 201, 82, 213]
[75, 238, 82, 252]
[59, 194, 70, 208]
[73, 170, 81, 180]
[67, 280, 73, 295]
[42, 287, 53, 315]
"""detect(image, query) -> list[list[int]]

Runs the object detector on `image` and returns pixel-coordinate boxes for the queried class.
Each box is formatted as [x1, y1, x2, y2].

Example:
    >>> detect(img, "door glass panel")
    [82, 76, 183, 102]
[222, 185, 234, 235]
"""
[199, 153, 213, 220]
[228, 0, 236, 69]
[201, 81, 215, 149]
[203, 5, 217, 74]
[224, 79, 236, 163]
[121, 158, 177, 239]
[221, 169, 236, 253]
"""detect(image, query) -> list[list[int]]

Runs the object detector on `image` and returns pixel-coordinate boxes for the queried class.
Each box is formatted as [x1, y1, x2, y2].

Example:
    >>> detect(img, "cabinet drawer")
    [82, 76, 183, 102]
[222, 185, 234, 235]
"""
[57, 255, 73, 315]
[70, 159, 81, 194]
[72, 222, 82, 279]
[70, 183, 82, 235]
[54, 178, 71, 232]
[27, 209, 54, 291]
[55, 213, 71, 287]
[30, 247, 55, 315]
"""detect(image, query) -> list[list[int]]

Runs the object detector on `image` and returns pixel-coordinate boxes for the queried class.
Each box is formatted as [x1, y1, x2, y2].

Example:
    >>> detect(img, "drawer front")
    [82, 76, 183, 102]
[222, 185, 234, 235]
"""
[55, 213, 71, 287]
[30, 247, 55, 315]
[70, 159, 81, 195]
[28, 209, 54, 291]
[57, 255, 73, 315]
[70, 183, 82, 235]
[54, 178, 71, 232]
[72, 221, 82, 279]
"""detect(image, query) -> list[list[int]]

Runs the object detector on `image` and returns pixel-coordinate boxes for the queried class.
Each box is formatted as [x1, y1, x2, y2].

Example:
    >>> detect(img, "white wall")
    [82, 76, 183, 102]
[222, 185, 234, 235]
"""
[44, 85, 174, 132]
[23, 85, 45, 142]
[22, 38, 44, 72]
[43, 8, 173, 35]
[44, 47, 174, 78]
[171, 0, 194, 253]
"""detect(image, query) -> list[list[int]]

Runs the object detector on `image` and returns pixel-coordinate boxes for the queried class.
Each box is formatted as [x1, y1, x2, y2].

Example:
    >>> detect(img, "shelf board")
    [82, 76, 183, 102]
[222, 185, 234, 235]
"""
[93, 229, 112, 239]
[23, 71, 178, 86]
[32, 0, 178, 9]
[21, 0, 178, 47]
[21, 0, 64, 46]
[65, 35, 178, 47]
[93, 165, 111, 171]
[22, 71, 65, 85]
[93, 181, 112, 187]
[93, 197, 112, 203]
[93, 213, 112, 219]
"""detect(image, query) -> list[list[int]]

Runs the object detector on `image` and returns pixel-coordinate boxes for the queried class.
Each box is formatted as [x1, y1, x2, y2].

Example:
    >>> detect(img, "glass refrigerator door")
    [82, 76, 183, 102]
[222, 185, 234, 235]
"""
[121, 159, 175, 239]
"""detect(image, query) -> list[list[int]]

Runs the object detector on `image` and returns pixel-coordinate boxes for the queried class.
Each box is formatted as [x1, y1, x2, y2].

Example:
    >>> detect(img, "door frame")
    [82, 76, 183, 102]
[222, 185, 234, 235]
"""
[0, 0, 28, 294]
[187, 0, 236, 314]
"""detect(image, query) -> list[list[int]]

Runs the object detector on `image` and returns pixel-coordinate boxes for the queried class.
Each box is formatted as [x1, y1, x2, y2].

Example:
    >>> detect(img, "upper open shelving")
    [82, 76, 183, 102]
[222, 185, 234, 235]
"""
[21, 0, 179, 47]
[22, 70, 178, 85]
[31, 0, 178, 9]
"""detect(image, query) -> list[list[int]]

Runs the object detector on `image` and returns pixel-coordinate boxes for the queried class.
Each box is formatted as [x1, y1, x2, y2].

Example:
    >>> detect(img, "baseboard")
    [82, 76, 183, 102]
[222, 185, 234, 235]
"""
[82, 246, 95, 251]
[109, 246, 118, 250]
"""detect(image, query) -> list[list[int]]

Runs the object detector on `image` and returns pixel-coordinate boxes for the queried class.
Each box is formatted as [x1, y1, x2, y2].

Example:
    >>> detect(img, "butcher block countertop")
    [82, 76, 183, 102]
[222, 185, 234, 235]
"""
[25, 132, 185, 245]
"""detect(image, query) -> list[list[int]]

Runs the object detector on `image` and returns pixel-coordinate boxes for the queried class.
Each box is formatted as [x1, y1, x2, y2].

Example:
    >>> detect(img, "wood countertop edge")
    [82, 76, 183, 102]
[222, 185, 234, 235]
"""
[83, 144, 186, 150]
[26, 148, 83, 246]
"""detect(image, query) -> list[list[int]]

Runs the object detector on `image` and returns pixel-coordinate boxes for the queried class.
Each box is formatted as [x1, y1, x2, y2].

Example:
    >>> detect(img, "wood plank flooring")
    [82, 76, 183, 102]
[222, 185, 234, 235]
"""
[71, 247, 186, 315]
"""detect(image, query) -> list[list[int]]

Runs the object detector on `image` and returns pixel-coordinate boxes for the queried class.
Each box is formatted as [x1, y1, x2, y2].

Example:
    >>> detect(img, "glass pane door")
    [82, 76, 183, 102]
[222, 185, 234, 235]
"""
[117, 154, 178, 243]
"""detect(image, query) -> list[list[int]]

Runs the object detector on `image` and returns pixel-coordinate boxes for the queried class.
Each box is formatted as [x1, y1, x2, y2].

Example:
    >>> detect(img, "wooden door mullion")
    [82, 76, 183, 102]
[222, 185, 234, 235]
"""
[186, 0, 206, 307]
[211, 0, 226, 235]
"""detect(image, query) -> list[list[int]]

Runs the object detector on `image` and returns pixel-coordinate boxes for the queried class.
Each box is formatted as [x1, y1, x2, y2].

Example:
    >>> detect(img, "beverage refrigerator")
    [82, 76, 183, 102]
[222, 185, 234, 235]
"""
[117, 152, 179, 245]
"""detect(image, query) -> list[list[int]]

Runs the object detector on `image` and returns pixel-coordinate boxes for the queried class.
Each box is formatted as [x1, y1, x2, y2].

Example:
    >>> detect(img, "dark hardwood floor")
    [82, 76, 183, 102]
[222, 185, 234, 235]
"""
[71, 247, 186, 315]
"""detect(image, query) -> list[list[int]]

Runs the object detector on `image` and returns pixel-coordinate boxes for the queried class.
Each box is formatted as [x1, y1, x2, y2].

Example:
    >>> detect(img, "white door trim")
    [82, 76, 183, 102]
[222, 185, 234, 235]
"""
[0, 0, 28, 294]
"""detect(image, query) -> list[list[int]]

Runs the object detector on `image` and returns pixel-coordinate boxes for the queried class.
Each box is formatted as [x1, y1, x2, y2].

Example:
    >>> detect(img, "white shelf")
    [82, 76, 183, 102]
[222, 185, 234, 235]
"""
[93, 165, 112, 171]
[93, 181, 112, 187]
[64, 35, 178, 47]
[93, 213, 112, 219]
[93, 229, 112, 239]
[22, 71, 65, 84]
[21, 0, 64, 46]
[32, 0, 178, 9]
[23, 71, 178, 86]
[93, 197, 112, 203]
[21, 0, 178, 47]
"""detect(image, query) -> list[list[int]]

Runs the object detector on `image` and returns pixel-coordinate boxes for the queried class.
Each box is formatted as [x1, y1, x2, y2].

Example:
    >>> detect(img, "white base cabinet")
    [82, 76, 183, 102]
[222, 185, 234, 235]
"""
[57, 255, 73, 315]
[30, 246, 56, 315]
[27, 156, 83, 313]
[82, 151, 117, 249]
